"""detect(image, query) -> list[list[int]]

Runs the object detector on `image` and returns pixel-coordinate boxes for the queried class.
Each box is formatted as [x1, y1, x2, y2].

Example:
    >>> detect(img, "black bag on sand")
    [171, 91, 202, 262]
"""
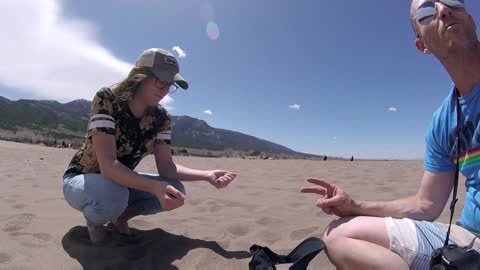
[249, 237, 326, 270]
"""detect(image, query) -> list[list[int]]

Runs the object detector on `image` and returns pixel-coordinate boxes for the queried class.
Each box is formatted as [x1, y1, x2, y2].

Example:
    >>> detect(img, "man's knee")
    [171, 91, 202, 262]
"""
[323, 217, 357, 245]
[323, 216, 390, 250]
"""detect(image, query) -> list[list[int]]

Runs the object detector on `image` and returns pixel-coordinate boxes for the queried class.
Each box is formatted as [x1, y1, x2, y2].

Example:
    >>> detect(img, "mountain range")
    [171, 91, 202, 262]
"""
[0, 96, 320, 157]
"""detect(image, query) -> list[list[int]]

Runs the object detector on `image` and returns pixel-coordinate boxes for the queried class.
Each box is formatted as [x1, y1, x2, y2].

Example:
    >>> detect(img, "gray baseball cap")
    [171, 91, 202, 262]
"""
[136, 48, 189, 89]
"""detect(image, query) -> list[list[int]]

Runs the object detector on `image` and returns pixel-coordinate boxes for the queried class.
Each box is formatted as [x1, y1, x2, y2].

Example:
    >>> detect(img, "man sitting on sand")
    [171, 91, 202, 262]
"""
[301, 0, 480, 269]
[62, 48, 236, 243]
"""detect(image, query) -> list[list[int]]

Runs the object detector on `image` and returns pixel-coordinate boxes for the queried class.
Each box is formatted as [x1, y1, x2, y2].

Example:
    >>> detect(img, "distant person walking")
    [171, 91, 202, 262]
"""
[62, 48, 237, 243]
[323, 155, 328, 162]
[350, 156, 354, 162]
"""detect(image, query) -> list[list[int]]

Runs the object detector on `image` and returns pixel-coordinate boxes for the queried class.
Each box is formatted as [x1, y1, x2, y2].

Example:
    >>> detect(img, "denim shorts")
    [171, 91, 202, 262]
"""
[63, 173, 186, 226]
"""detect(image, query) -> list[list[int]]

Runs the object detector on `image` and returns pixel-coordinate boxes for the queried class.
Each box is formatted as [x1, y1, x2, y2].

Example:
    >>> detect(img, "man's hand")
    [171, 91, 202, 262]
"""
[301, 178, 358, 217]
[206, 170, 237, 189]
[152, 182, 186, 211]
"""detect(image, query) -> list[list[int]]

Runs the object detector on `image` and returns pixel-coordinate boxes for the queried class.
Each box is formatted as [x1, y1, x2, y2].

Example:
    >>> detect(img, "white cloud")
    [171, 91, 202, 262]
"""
[388, 107, 398, 112]
[0, 0, 173, 109]
[333, 136, 337, 140]
[172, 46, 187, 58]
[288, 104, 301, 110]
[203, 110, 213, 115]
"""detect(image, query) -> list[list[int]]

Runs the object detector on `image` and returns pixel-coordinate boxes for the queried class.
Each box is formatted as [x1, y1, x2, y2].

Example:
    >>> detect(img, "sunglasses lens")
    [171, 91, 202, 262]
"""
[419, 15, 435, 25]
[416, 2, 436, 25]
[441, 0, 464, 7]
[169, 85, 178, 93]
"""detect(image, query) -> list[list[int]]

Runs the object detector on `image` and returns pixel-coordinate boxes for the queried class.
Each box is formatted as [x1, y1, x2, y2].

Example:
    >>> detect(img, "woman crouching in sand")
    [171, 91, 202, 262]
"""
[62, 48, 236, 242]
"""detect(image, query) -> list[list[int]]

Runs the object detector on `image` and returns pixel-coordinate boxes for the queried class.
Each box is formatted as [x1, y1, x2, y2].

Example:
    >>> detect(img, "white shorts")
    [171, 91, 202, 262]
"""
[385, 217, 480, 269]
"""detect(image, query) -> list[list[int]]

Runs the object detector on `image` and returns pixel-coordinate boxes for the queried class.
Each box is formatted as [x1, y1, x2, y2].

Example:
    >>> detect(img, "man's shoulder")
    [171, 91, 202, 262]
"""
[431, 89, 456, 129]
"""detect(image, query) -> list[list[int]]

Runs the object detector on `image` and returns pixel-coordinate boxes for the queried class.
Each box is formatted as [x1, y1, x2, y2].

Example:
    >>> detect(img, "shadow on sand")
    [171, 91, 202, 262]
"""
[62, 226, 251, 270]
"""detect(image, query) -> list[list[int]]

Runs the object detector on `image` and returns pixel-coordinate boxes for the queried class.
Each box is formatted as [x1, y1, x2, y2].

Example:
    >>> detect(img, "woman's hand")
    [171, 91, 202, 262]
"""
[300, 178, 358, 217]
[152, 182, 186, 211]
[206, 170, 237, 189]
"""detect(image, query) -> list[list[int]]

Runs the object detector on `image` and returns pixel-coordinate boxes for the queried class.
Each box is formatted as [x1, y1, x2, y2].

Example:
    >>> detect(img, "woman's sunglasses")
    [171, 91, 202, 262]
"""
[155, 80, 179, 94]
[414, 0, 465, 25]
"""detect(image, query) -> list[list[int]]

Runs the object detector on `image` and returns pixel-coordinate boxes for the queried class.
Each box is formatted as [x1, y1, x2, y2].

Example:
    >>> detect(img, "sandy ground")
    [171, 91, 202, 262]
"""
[0, 141, 465, 270]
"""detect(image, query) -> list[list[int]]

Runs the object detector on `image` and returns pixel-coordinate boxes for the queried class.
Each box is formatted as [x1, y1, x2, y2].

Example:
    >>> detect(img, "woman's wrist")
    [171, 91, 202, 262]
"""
[200, 170, 213, 181]
[149, 180, 164, 195]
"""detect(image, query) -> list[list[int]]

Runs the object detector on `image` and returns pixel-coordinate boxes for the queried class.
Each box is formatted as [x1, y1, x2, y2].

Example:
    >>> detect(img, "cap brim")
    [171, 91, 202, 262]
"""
[174, 73, 189, 89]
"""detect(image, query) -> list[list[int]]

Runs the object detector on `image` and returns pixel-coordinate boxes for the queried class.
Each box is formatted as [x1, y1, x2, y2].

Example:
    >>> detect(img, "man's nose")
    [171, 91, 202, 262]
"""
[436, 1, 453, 21]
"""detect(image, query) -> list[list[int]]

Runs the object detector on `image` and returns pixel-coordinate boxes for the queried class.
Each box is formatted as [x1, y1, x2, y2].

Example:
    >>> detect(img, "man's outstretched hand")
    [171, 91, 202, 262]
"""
[301, 178, 358, 217]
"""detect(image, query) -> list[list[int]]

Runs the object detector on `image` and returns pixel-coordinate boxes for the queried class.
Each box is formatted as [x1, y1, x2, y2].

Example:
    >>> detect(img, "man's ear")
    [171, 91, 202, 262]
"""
[415, 37, 431, 55]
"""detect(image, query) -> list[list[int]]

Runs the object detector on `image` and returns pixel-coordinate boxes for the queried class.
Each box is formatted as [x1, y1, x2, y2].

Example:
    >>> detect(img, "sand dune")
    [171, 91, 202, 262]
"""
[0, 141, 465, 269]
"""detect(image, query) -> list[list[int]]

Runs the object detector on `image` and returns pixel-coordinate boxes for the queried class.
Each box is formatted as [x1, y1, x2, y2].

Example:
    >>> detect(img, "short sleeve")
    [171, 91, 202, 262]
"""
[424, 119, 455, 173]
[154, 105, 172, 145]
[87, 89, 116, 138]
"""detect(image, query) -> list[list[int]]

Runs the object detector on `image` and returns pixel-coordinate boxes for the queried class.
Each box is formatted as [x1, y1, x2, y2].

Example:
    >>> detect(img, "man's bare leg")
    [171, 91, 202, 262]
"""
[323, 216, 409, 270]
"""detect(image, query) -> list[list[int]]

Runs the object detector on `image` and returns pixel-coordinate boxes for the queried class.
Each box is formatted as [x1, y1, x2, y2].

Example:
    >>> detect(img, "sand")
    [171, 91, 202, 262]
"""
[0, 140, 465, 270]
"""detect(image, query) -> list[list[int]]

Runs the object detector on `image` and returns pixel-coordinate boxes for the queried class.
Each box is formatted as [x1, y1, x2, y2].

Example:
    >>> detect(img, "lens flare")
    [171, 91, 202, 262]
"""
[206, 21, 220, 40]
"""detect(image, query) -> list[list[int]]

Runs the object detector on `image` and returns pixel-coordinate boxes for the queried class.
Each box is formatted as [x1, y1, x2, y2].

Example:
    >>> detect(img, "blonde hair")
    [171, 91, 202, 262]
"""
[110, 66, 155, 104]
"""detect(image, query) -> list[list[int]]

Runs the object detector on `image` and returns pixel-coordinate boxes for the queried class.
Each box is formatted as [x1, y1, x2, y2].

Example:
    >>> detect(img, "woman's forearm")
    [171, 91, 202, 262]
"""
[101, 160, 156, 192]
[175, 163, 209, 181]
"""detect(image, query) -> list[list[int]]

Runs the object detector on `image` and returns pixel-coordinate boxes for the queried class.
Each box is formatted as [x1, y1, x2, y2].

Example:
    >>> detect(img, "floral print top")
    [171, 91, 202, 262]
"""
[64, 88, 171, 176]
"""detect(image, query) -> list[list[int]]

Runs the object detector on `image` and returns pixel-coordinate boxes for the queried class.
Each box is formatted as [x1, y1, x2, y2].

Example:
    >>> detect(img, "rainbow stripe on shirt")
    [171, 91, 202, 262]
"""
[455, 146, 480, 170]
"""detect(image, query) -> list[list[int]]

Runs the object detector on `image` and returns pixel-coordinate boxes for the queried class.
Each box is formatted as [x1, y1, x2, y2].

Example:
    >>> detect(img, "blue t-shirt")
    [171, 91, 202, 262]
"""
[425, 81, 480, 231]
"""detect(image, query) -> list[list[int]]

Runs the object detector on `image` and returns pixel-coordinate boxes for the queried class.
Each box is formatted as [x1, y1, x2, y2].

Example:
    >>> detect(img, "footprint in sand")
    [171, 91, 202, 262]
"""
[255, 217, 282, 226]
[289, 202, 304, 209]
[188, 199, 202, 205]
[226, 224, 249, 237]
[11, 203, 26, 210]
[2, 213, 36, 233]
[290, 226, 319, 240]
[235, 184, 248, 190]
[8, 232, 53, 247]
[217, 199, 257, 212]
[0, 253, 11, 264]
[196, 206, 208, 213]
[256, 230, 281, 245]
[32, 233, 52, 241]
[207, 201, 222, 213]
[33, 198, 63, 203]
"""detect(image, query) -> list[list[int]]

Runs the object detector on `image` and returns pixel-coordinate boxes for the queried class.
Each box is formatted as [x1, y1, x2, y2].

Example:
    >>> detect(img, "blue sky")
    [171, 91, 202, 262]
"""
[1, 0, 480, 159]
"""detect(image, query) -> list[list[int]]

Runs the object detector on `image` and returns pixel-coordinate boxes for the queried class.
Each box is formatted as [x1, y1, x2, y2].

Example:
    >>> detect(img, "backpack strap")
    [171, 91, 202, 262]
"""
[444, 88, 461, 247]
[249, 237, 326, 270]
[288, 237, 326, 270]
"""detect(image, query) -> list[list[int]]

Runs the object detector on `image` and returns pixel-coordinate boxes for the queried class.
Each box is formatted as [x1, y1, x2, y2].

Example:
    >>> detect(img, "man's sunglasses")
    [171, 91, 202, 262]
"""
[414, 0, 465, 25]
